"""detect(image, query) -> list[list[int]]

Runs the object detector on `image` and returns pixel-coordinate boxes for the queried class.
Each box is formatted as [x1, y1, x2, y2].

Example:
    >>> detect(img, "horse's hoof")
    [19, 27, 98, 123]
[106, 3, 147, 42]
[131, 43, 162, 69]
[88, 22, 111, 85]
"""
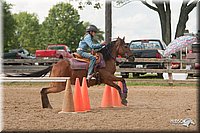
[121, 99, 128, 106]
[121, 93, 127, 99]
[42, 104, 53, 109]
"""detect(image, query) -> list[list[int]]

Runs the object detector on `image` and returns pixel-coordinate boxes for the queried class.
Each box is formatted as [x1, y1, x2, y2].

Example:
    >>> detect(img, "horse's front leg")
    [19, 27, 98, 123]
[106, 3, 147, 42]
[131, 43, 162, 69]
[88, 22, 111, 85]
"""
[103, 76, 128, 106]
[40, 87, 53, 109]
[40, 84, 66, 109]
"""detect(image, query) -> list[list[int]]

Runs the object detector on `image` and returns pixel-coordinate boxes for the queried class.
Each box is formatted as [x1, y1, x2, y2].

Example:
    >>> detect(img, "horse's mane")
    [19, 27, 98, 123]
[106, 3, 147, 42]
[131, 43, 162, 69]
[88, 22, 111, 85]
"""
[99, 41, 115, 61]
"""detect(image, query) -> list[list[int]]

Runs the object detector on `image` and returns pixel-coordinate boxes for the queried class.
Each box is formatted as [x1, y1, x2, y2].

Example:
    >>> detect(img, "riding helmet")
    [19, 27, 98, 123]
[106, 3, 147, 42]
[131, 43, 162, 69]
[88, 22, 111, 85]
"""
[86, 25, 98, 32]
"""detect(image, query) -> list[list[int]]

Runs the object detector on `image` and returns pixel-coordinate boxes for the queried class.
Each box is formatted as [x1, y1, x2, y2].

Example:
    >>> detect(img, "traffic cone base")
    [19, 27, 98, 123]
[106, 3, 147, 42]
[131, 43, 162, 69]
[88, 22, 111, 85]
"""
[58, 111, 77, 114]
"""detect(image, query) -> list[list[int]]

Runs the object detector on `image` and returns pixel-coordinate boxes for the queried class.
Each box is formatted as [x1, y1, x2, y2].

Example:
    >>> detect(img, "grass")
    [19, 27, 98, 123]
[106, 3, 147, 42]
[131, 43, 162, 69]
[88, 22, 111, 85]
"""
[125, 81, 198, 87]
[2, 73, 198, 87]
[3, 81, 197, 87]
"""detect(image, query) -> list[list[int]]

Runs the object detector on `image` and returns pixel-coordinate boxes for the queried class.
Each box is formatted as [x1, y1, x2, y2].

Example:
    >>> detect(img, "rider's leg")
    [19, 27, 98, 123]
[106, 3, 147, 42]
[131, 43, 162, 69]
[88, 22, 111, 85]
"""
[87, 56, 96, 76]
[77, 51, 96, 79]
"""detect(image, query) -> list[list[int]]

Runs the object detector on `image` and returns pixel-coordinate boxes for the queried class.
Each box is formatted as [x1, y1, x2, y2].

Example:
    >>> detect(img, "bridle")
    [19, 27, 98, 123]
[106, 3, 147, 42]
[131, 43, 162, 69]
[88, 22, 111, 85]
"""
[104, 39, 134, 62]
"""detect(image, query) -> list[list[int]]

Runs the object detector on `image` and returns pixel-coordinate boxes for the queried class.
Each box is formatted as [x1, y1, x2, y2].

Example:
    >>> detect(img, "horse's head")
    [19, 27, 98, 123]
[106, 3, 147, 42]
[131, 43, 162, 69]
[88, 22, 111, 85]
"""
[115, 37, 135, 62]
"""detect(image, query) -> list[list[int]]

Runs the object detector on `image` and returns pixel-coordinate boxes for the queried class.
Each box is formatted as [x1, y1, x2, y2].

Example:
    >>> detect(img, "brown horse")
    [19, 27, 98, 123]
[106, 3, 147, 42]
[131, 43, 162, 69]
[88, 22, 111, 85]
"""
[13, 37, 134, 108]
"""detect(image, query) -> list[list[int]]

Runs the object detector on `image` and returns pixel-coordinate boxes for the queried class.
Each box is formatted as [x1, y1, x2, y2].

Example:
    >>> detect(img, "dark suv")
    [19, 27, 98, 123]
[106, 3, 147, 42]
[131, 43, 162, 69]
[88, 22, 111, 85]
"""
[119, 39, 167, 78]
[3, 48, 35, 59]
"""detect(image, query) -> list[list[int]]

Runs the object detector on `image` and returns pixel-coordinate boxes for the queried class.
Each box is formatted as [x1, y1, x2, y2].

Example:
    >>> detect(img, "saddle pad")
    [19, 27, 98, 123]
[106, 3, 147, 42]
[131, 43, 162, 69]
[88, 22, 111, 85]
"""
[69, 58, 88, 70]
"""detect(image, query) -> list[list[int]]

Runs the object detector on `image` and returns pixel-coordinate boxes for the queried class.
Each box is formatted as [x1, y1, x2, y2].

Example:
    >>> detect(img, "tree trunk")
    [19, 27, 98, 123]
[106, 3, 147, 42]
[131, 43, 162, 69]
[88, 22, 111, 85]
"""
[198, 1, 200, 43]
[175, 6, 188, 38]
[142, 1, 172, 45]
[175, 0, 198, 38]
[142, 0, 197, 45]
[157, 4, 167, 44]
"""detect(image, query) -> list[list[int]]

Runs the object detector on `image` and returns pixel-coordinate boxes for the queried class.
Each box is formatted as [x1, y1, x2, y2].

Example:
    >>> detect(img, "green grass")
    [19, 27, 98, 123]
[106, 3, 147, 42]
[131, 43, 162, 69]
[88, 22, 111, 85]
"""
[2, 78, 198, 87]
[125, 81, 198, 87]
[2, 82, 49, 87]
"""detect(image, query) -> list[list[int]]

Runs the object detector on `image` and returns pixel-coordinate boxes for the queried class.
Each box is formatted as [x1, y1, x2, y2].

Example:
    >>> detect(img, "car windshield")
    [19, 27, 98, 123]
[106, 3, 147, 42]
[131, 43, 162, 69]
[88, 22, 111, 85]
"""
[9, 49, 29, 55]
[130, 40, 162, 50]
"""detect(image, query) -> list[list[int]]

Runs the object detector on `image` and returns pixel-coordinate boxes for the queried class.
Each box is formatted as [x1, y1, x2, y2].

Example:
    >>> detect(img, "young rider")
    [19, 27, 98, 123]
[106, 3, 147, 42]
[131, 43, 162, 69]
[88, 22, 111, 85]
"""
[76, 25, 106, 80]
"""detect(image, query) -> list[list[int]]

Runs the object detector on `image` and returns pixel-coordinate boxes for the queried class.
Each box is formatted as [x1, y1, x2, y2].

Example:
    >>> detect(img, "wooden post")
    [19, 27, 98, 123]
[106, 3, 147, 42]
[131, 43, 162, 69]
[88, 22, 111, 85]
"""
[105, 1, 112, 43]
[167, 58, 173, 85]
[198, 1, 200, 42]
[180, 49, 183, 69]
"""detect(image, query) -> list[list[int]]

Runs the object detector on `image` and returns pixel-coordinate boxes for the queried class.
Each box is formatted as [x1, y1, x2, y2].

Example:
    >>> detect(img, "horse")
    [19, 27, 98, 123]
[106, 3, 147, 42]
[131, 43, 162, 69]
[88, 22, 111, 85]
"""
[9, 37, 134, 108]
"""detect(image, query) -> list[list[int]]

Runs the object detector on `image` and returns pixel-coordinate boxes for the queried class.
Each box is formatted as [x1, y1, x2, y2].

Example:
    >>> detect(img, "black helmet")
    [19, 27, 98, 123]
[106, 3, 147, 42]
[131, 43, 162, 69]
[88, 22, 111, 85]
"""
[86, 25, 98, 32]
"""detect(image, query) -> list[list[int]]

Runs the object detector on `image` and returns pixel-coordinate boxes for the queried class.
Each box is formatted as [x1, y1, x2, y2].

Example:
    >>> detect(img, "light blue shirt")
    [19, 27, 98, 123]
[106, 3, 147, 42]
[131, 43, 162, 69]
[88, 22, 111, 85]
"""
[77, 34, 102, 52]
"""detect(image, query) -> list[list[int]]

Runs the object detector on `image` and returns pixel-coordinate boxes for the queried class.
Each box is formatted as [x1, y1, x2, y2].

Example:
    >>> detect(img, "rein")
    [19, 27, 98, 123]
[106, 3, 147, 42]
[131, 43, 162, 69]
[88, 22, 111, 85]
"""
[104, 41, 131, 63]
[105, 44, 117, 61]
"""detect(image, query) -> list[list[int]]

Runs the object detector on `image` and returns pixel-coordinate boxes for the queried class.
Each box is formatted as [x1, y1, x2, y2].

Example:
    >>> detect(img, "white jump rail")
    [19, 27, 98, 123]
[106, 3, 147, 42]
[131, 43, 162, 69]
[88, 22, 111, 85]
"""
[2, 77, 70, 82]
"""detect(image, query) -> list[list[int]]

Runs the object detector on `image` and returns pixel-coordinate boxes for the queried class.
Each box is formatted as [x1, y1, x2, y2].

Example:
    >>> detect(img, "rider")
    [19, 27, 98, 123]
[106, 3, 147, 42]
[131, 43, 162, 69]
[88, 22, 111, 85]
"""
[76, 25, 106, 80]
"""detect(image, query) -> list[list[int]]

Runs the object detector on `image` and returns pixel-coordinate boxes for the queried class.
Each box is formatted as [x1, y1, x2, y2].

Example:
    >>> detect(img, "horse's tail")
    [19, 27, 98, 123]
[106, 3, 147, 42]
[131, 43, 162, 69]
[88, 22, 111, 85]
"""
[5, 65, 53, 77]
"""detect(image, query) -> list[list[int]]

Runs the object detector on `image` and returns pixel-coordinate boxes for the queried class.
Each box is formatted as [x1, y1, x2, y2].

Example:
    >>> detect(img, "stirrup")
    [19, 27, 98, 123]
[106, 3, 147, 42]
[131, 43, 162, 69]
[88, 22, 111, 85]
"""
[86, 73, 96, 80]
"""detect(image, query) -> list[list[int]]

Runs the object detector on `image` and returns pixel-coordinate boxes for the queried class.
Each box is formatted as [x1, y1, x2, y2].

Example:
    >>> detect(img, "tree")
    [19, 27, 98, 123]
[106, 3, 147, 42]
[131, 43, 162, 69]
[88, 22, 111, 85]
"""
[175, 0, 198, 38]
[141, 0, 198, 44]
[12, 12, 40, 53]
[38, 2, 85, 51]
[2, 1, 15, 52]
[68, 0, 107, 42]
[74, 0, 198, 45]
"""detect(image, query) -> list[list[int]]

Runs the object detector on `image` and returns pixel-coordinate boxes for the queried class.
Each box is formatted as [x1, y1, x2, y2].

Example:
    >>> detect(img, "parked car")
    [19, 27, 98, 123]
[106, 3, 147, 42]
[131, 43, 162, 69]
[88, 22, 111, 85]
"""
[119, 39, 167, 78]
[3, 48, 35, 65]
[35, 44, 72, 59]
[3, 48, 35, 59]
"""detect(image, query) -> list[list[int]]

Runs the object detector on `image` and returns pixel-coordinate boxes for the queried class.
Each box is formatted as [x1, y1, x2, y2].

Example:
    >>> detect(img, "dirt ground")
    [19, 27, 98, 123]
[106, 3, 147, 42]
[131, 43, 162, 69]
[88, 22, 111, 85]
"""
[2, 83, 198, 132]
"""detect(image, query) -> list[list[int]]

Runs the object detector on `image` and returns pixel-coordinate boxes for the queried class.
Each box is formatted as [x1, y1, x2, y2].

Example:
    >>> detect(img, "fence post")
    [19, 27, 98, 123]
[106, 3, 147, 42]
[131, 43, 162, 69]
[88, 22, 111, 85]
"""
[167, 59, 173, 85]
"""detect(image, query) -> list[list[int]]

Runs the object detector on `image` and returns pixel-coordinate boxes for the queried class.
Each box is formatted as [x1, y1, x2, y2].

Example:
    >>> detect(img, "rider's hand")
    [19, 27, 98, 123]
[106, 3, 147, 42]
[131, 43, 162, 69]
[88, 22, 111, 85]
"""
[101, 41, 106, 46]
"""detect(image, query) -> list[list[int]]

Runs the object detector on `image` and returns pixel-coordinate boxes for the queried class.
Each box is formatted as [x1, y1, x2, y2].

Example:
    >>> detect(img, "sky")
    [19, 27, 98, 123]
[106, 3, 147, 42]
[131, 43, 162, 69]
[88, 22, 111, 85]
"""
[4, 0, 197, 43]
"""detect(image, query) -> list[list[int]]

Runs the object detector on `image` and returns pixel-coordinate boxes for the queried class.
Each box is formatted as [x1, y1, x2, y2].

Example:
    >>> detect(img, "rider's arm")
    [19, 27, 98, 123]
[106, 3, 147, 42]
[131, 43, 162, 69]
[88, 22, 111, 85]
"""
[84, 34, 103, 49]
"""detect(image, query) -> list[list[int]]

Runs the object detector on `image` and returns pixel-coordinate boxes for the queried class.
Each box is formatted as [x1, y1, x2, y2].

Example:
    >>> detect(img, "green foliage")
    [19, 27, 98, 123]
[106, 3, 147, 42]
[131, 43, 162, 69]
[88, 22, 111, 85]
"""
[38, 2, 85, 52]
[3, 1, 105, 53]
[12, 12, 40, 53]
[2, 1, 15, 52]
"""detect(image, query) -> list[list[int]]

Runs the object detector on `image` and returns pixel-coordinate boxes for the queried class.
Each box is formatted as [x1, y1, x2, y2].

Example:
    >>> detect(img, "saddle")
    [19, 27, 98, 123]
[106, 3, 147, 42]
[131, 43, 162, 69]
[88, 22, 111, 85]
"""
[69, 52, 105, 70]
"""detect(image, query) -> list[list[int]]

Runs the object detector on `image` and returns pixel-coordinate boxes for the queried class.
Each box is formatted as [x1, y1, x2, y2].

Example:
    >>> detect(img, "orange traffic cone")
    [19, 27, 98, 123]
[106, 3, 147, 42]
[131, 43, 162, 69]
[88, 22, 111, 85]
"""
[81, 77, 91, 111]
[101, 85, 113, 108]
[111, 87, 122, 107]
[73, 78, 85, 112]
[58, 79, 75, 113]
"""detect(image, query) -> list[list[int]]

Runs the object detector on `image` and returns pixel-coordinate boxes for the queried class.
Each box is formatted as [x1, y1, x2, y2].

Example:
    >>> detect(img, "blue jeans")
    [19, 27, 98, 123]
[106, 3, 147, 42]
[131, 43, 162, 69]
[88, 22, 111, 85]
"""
[77, 50, 96, 76]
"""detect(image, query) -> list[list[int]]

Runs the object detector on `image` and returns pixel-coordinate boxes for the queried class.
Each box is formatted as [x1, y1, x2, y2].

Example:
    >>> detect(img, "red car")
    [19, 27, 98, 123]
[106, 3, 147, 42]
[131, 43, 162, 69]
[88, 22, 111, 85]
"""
[35, 44, 72, 59]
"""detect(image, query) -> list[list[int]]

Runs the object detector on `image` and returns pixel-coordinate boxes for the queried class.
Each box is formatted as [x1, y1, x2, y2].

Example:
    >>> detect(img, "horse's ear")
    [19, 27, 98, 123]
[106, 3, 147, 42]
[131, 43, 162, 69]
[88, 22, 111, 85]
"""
[123, 36, 125, 41]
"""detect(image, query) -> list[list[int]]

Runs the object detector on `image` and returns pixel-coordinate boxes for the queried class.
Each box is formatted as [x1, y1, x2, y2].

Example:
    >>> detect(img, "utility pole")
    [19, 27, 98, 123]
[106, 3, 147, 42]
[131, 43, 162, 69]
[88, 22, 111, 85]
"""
[198, 1, 200, 43]
[105, 1, 112, 43]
